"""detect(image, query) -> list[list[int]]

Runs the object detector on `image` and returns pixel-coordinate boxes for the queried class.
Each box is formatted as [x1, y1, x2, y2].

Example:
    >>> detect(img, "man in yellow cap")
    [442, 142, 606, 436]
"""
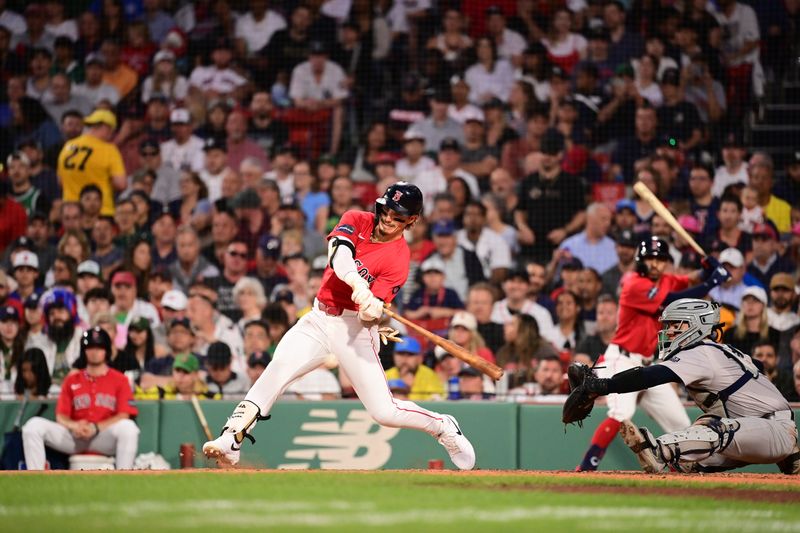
[57, 109, 126, 216]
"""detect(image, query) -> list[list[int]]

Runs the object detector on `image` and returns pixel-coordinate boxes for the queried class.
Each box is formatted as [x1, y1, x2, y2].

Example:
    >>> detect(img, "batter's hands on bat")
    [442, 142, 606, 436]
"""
[705, 266, 731, 288]
[358, 297, 384, 322]
[345, 271, 372, 306]
[377, 326, 401, 345]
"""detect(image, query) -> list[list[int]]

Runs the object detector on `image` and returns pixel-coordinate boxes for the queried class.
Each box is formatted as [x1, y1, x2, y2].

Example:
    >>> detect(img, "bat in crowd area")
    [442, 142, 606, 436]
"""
[633, 181, 706, 257]
[191, 394, 214, 441]
[383, 306, 505, 381]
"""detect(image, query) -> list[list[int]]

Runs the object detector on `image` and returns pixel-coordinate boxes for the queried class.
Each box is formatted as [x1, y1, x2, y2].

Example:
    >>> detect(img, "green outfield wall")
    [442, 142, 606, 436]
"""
[1, 401, 797, 472]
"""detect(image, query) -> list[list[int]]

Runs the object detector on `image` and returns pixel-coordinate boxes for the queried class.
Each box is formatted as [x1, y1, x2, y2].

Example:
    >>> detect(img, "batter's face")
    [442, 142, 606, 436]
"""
[643, 257, 669, 280]
[375, 207, 416, 242]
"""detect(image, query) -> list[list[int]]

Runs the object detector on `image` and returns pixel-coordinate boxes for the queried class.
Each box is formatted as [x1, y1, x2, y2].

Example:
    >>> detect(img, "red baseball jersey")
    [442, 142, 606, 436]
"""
[317, 210, 410, 311]
[56, 368, 138, 424]
[610, 271, 690, 358]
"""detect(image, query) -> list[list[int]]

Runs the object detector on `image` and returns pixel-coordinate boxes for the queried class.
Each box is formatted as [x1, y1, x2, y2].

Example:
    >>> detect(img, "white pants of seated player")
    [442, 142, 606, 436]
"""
[22, 416, 140, 470]
[671, 417, 798, 470]
[597, 344, 690, 432]
[244, 304, 445, 436]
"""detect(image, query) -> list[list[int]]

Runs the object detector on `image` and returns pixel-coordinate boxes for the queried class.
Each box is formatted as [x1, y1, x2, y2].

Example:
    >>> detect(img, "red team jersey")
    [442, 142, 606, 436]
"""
[317, 210, 410, 310]
[611, 271, 689, 358]
[56, 368, 138, 424]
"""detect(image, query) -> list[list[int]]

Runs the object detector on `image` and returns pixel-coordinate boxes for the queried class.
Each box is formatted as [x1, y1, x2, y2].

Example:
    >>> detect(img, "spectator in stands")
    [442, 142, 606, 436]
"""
[150, 209, 178, 269]
[723, 286, 781, 355]
[449, 310, 495, 363]
[205, 341, 249, 398]
[169, 225, 219, 292]
[235, 0, 285, 58]
[247, 91, 288, 158]
[143, 317, 191, 380]
[466, 282, 504, 356]
[188, 36, 247, 101]
[713, 131, 748, 197]
[559, 202, 616, 274]
[604, 1, 643, 68]
[599, 229, 635, 297]
[748, 221, 794, 288]
[540, 8, 586, 75]
[456, 201, 512, 283]
[405, 256, 463, 338]
[73, 53, 120, 107]
[550, 290, 585, 353]
[186, 286, 244, 369]
[10, 251, 41, 303]
[459, 107, 499, 184]
[767, 273, 799, 332]
[416, 138, 480, 216]
[6, 151, 48, 218]
[496, 313, 559, 389]
[134, 139, 181, 208]
[749, 160, 792, 234]
[515, 129, 586, 262]
[708, 194, 751, 261]
[522, 354, 565, 398]
[160, 108, 204, 173]
[465, 36, 514, 104]
[227, 109, 269, 172]
[687, 163, 720, 238]
[233, 278, 267, 332]
[385, 336, 445, 401]
[13, 347, 51, 400]
[90, 216, 123, 279]
[752, 340, 798, 402]
[99, 39, 137, 100]
[710, 248, 751, 311]
[140, 50, 188, 104]
[27, 289, 82, 387]
[205, 240, 249, 323]
[83, 287, 112, 325]
[458, 367, 488, 400]
[56, 109, 125, 217]
[425, 219, 484, 302]
[491, 268, 555, 339]
[246, 351, 271, 387]
[22, 327, 139, 470]
[42, 74, 92, 124]
[411, 87, 464, 154]
[611, 104, 659, 183]
[110, 270, 160, 348]
[289, 40, 348, 154]
[574, 294, 617, 364]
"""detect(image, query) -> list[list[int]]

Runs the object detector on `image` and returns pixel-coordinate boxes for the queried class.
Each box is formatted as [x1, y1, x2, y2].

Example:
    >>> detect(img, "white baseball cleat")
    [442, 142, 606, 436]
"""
[619, 419, 666, 473]
[202, 431, 240, 466]
[437, 415, 475, 470]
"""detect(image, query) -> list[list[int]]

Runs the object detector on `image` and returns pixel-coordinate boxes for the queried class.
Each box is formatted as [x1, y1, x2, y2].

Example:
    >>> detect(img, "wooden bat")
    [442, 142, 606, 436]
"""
[191, 394, 214, 441]
[383, 307, 504, 381]
[633, 181, 706, 257]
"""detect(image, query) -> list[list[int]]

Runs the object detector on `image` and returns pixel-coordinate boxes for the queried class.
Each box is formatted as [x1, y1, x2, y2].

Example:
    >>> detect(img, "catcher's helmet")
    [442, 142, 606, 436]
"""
[635, 236, 672, 275]
[657, 298, 720, 360]
[375, 181, 423, 220]
[81, 326, 112, 361]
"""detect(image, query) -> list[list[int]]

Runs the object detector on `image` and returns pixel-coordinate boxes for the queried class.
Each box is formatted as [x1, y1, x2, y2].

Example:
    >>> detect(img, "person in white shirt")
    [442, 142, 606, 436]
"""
[490, 270, 556, 344]
[189, 37, 247, 100]
[73, 53, 120, 107]
[234, 0, 286, 56]
[448, 75, 482, 124]
[140, 50, 189, 104]
[199, 137, 229, 204]
[43, 1, 77, 41]
[486, 5, 527, 66]
[289, 41, 349, 154]
[0, 3, 26, 38]
[713, 131, 748, 197]
[414, 137, 480, 215]
[395, 129, 435, 183]
[160, 108, 205, 173]
[456, 201, 512, 282]
[465, 36, 515, 104]
[558, 203, 618, 274]
[708, 248, 749, 310]
[409, 86, 464, 152]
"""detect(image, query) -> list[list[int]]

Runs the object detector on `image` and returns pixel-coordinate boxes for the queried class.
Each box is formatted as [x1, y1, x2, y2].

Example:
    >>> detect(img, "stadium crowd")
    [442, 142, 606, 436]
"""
[0, 0, 799, 407]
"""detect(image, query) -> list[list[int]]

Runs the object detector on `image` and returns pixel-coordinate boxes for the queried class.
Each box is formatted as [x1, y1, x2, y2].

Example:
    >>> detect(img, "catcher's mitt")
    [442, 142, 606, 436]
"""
[562, 362, 605, 426]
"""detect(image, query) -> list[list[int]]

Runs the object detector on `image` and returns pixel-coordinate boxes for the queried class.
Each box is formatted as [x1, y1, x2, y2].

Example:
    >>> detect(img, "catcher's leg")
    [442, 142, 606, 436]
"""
[638, 382, 691, 433]
[699, 416, 797, 472]
[620, 415, 741, 473]
[577, 350, 636, 471]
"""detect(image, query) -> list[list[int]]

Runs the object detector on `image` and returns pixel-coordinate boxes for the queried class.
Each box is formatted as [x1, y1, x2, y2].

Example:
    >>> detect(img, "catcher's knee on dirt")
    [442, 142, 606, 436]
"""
[222, 400, 269, 445]
[657, 414, 739, 465]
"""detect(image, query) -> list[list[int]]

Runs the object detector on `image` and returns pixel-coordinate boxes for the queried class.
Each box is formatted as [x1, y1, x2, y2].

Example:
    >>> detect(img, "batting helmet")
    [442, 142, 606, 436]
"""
[375, 181, 423, 220]
[657, 299, 720, 360]
[81, 326, 112, 361]
[635, 236, 672, 275]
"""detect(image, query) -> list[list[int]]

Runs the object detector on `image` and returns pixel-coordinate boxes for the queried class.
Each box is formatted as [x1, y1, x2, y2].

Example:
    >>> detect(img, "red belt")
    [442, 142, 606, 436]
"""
[317, 301, 344, 316]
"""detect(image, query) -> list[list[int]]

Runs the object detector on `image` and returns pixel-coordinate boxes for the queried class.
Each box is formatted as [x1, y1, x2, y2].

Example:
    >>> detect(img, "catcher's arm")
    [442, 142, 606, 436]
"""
[562, 364, 681, 426]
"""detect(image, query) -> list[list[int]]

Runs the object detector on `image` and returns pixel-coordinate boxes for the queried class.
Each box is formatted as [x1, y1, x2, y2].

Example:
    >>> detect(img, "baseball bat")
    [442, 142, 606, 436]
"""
[382, 307, 504, 381]
[191, 394, 214, 441]
[632, 181, 706, 257]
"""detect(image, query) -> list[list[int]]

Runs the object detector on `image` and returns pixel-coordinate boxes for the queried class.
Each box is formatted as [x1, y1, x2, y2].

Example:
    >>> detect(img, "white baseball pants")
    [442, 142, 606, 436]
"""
[22, 416, 140, 470]
[598, 344, 690, 432]
[245, 301, 445, 436]
[694, 415, 798, 470]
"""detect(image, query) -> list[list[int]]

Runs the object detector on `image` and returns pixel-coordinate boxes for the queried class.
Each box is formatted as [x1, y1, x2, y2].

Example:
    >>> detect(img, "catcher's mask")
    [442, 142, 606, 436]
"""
[657, 298, 721, 360]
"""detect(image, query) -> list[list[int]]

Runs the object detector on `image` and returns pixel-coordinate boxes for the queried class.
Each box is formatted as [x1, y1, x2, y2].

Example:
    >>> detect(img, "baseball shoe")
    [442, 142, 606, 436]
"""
[202, 431, 240, 466]
[619, 420, 667, 474]
[776, 442, 800, 475]
[437, 415, 475, 470]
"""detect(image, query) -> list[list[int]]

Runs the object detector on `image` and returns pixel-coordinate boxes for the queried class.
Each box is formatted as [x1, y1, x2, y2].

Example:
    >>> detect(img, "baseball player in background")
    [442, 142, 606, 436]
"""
[576, 237, 730, 471]
[203, 182, 475, 470]
[576, 299, 799, 474]
[21, 327, 140, 470]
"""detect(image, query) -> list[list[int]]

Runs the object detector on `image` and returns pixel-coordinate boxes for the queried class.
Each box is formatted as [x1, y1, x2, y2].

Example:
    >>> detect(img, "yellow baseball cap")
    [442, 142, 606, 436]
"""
[84, 109, 117, 129]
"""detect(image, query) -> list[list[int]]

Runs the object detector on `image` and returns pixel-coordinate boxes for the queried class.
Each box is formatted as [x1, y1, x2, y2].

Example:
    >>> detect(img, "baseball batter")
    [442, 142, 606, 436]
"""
[576, 237, 730, 471]
[576, 299, 799, 474]
[203, 182, 475, 470]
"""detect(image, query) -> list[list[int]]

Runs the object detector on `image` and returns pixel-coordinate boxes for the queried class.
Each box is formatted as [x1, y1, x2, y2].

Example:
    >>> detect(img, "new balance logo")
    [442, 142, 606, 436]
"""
[278, 409, 399, 470]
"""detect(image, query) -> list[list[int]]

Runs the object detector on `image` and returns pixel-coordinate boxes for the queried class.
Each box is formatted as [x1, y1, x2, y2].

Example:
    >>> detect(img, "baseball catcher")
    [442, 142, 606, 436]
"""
[564, 298, 799, 474]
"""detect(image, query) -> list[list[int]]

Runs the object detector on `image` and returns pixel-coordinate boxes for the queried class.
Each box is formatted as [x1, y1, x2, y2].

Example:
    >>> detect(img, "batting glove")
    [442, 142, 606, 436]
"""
[377, 326, 402, 345]
[358, 297, 384, 321]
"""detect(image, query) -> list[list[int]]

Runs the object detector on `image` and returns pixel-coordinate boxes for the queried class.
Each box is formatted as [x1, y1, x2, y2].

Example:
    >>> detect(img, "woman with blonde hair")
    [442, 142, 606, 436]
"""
[233, 277, 268, 332]
[57, 229, 91, 264]
[723, 286, 781, 355]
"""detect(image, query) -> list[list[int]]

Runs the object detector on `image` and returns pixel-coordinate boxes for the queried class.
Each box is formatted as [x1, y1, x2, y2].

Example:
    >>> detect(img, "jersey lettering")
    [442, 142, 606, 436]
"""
[73, 394, 91, 410]
[95, 393, 118, 410]
[63, 145, 94, 171]
[354, 259, 376, 284]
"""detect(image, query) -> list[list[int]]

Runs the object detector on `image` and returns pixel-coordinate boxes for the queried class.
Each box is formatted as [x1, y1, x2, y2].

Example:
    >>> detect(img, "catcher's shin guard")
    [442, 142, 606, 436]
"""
[642, 415, 739, 471]
[222, 400, 270, 445]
